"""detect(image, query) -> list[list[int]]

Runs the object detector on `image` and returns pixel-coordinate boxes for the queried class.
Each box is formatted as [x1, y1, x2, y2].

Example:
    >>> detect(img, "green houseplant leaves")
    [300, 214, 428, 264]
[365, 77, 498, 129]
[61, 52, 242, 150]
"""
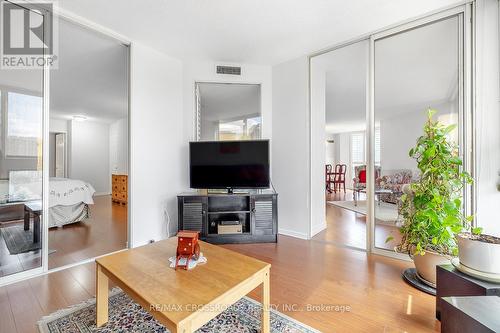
[394, 109, 473, 257]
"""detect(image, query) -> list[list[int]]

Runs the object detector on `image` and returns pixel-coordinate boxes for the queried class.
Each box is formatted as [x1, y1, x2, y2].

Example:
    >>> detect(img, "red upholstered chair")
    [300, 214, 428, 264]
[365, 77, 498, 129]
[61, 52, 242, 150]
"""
[352, 165, 381, 201]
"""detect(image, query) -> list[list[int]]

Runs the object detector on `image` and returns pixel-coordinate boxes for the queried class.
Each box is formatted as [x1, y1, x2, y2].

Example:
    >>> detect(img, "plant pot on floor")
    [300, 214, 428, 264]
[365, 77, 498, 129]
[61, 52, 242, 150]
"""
[412, 249, 450, 287]
[457, 232, 500, 275]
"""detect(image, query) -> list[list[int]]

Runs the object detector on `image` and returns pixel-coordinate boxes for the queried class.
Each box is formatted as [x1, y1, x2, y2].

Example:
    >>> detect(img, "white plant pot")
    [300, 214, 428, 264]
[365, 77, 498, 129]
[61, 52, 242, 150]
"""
[457, 233, 500, 274]
[412, 249, 450, 286]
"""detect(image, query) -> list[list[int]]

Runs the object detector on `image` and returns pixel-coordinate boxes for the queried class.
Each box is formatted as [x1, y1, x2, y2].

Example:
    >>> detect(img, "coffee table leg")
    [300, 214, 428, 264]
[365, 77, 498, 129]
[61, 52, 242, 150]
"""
[96, 263, 109, 327]
[262, 268, 270, 333]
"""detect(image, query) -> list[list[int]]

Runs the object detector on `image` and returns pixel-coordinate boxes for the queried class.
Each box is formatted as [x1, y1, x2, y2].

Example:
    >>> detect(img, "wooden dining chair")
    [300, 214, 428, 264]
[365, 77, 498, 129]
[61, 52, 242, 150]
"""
[325, 164, 333, 193]
[333, 164, 347, 193]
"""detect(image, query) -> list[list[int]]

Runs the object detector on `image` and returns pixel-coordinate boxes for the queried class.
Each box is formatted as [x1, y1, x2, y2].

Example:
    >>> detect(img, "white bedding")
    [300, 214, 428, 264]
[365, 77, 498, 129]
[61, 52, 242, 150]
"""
[49, 178, 96, 208]
[0, 172, 95, 208]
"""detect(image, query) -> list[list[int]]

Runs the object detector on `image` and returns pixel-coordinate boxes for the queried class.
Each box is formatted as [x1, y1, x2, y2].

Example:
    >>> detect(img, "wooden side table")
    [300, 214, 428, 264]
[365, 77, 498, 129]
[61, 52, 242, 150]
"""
[436, 264, 500, 320]
[24, 201, 42, 243]
[441, 296, 500, 333]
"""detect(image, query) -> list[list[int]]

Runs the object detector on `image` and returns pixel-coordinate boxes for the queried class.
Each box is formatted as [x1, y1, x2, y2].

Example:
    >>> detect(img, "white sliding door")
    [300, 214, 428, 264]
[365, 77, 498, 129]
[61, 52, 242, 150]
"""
[0, 1, 48, 283]
[369, 7, 472, 257]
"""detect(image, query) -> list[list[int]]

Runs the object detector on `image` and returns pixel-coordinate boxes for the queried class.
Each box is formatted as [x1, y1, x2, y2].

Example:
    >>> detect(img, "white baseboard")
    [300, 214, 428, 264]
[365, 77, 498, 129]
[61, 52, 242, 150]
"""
[278, 228, 309, 240]
[310, 222, 327, 238]
[94, 192, 111, 197]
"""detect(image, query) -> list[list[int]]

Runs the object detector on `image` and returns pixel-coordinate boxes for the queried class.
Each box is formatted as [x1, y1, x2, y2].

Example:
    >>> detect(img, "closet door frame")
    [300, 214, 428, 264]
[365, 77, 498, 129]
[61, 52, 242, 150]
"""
[367, 4, 474, 259]
[0, 3, 132, 286]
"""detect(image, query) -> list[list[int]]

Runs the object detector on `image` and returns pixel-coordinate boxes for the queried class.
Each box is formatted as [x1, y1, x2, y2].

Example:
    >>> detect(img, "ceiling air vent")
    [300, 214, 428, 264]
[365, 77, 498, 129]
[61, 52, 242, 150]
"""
[216, 65, 241, 75]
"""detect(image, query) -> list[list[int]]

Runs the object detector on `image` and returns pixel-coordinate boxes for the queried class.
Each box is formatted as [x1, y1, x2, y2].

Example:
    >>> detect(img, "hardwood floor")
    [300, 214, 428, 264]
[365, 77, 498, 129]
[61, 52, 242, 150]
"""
[0, 235, 440, 333]
[48, 195, 127, 269]
[0, 196, 127, 277]
[313, 190, 402, 251]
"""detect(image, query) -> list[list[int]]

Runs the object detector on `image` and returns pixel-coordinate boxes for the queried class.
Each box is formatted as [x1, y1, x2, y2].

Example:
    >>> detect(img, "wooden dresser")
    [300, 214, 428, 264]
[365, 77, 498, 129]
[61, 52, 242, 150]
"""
[112, 174, 128, 205]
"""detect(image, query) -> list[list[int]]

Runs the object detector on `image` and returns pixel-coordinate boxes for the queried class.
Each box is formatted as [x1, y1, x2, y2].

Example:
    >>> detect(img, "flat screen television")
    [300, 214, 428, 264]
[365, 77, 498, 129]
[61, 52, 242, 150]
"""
[190, 140, 270, 190]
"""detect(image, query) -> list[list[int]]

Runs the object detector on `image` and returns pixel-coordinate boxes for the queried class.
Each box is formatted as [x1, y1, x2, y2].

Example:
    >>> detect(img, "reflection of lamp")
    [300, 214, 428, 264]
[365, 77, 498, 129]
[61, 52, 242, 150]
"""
[72, 115, 87, 122]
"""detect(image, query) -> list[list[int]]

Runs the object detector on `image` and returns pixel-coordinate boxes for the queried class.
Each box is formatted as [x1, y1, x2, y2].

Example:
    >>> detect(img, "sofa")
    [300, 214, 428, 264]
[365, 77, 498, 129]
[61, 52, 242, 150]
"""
[378, 169, 413, 204]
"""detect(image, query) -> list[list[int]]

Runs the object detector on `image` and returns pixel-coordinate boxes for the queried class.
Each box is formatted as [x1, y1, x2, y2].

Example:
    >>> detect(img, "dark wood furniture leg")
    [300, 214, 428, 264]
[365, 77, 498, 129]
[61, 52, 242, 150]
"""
[24, 207, 30, 231]
[33, 213, 40, 243]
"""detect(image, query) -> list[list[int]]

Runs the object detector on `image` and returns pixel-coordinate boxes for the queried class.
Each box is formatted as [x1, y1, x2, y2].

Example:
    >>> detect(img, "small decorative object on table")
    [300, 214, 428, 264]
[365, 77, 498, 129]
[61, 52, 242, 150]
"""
[175, 230, 201, 270]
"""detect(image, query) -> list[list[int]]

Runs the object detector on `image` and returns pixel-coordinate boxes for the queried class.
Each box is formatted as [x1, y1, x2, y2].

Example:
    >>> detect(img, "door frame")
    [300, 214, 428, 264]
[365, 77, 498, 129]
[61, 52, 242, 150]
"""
[308, 2, 474, 260]
[0, 1, 133, 286]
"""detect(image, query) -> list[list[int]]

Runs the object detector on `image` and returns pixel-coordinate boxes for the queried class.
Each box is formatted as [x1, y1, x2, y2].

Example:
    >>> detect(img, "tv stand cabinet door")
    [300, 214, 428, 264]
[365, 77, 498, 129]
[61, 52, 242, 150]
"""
[178, 196, 207, 236]
[251, 195, 276, 236]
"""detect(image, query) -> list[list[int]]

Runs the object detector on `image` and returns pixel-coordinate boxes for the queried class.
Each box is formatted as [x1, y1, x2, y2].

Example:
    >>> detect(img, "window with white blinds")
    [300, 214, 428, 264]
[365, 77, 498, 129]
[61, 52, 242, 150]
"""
[350, 130, 381, 166]
[375, 127, 381, 165]
[350, 133, 365, 163]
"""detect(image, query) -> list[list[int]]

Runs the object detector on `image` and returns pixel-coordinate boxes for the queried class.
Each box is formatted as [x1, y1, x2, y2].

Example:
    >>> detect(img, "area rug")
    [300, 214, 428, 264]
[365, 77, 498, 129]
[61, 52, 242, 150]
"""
[0, 224, 41, 254]
[38, 289, 321, 333]
[327, 200, 398, 225]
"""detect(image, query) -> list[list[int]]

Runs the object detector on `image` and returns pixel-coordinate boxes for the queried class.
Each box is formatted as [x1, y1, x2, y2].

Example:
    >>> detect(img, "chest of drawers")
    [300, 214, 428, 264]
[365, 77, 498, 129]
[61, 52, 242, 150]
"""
[112, 174, 128, 204]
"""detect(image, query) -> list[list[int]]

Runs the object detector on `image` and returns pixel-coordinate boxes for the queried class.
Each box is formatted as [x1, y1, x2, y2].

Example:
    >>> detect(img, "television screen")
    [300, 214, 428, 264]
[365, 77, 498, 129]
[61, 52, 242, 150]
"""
[190, 140, 270, 189]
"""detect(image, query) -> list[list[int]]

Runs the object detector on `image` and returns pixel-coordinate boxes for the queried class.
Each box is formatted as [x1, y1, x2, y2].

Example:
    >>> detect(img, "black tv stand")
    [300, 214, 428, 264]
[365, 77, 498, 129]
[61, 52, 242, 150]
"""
[177, 189, 278, 244]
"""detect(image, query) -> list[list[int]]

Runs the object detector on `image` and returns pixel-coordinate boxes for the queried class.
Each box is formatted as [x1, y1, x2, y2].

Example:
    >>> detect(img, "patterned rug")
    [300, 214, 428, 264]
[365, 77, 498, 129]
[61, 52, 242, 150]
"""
[38, 289, 320, 333]
[1, 223, 41, 254]
[327, 200, 398, 225]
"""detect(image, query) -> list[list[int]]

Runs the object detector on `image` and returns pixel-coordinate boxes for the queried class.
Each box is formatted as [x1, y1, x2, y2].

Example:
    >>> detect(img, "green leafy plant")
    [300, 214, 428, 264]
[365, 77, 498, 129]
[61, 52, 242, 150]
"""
[391, 109, 475, 257]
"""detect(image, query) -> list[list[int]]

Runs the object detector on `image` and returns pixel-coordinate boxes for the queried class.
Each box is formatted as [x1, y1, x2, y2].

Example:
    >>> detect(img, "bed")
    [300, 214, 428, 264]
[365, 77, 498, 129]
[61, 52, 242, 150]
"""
[48, 178, 96, 228]
[0, 173, 96, 228]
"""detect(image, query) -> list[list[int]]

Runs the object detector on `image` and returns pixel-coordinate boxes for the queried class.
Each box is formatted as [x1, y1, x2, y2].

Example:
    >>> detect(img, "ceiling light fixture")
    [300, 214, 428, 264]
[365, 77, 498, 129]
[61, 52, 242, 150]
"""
[73, 115, 87, 122]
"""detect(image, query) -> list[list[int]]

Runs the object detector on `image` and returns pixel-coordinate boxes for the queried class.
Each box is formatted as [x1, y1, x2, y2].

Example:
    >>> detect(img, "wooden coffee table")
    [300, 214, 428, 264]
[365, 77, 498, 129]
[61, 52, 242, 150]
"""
[95, 238, 271, 333]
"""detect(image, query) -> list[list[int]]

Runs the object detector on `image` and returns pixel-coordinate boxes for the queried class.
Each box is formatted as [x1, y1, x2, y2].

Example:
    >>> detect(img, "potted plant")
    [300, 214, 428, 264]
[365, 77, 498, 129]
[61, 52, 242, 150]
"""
[457, 232, 500, 276]
[390, 109, 473, 286]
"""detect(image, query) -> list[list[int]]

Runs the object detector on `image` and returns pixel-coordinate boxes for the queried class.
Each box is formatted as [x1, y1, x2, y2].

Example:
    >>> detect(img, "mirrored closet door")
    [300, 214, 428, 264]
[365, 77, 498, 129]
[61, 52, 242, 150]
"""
[47, 17, 129, 270]
[0, 2, 46, 278]
[371, 10, 470, 256]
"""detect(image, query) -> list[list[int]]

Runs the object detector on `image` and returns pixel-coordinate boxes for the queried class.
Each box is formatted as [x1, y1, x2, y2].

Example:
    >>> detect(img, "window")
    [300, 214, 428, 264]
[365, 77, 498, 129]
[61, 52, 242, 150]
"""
[375, 127, 381, 166]
[218, 116, 262, 141]
[6, 92, 42, 157]
[350, 132, 364, 164]
[350, 130, 381, 175]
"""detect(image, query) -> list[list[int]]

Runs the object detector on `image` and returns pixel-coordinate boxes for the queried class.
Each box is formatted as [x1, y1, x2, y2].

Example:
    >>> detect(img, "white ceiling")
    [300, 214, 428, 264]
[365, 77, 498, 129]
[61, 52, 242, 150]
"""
[50, 17, 128, 123]
[322, 15, 459, 134]
[56, 0, 462, 65]
[199, 83, 260, 121]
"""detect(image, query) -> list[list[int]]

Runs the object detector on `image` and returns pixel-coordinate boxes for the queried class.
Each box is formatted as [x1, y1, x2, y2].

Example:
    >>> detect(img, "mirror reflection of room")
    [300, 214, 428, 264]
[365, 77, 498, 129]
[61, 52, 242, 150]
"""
[46, 18, 129, 269]
[314, 15, 461, 252]
[374, 16, 460, 251]
[312, 40, 369, 250]
[0, 68, 44, 277]
[196, 83, 261, 141]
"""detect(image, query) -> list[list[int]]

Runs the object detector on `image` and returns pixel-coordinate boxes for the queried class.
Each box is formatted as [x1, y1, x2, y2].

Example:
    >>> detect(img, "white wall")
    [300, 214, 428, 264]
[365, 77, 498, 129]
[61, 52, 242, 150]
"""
[310, 57, 327, 236]
[475, 0, 500, 237]
[183, 61, 272, 142]
[379, 102, 455, 174]
[272, 57, 310, 239]
[130, 43, 185, 247]
[110, 118, 128, 175]
[49, 118, 69, 133]
[69, 120, 110, 195]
